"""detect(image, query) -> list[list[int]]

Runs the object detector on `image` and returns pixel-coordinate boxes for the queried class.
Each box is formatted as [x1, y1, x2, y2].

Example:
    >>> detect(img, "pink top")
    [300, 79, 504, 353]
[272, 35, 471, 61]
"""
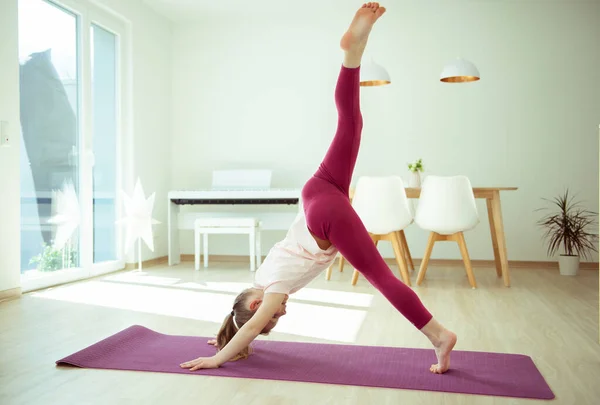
[253, 211, 338, 295]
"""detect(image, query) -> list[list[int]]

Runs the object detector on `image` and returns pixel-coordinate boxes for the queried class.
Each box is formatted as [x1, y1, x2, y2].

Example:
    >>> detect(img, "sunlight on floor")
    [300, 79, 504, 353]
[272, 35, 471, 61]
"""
[271, 302, 366, 342]
[103, 272, 183, 286]
[102, 271, 375, 308]
[31, 278, 368, 342]
[33, 281, 228, 323]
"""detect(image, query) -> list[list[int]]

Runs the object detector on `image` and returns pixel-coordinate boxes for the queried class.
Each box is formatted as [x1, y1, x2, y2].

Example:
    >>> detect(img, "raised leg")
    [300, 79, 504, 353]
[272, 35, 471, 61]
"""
[304, 2, 456, 375]
[416, 232, 437, 285]
[309, 4, 386, 196]
[486, 198, 502, 277]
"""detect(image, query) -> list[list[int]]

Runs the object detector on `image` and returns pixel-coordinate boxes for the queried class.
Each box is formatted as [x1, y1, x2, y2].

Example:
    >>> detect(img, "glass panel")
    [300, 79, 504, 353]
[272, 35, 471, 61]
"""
[91, 24, 118, 263]
[19, 0, 81, 275]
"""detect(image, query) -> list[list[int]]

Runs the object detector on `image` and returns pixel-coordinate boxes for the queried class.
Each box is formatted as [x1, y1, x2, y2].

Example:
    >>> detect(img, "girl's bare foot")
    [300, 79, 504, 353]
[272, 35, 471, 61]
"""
[430, 329, 457, 374]
[340, 2, 387, 52]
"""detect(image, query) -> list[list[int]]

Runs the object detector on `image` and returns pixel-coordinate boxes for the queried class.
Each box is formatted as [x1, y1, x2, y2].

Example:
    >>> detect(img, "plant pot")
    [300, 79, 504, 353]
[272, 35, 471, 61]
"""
[408, 171, 422, 187]
[558, 255, 579, 276]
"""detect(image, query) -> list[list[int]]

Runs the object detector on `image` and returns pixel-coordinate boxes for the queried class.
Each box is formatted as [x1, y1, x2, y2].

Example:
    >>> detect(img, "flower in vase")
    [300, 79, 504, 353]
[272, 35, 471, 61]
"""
[408, 158, 424, 173]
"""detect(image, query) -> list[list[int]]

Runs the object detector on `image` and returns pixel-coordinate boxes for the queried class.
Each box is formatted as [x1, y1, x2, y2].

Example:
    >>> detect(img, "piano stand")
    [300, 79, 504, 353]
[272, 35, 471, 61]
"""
[168, 189, 302, 266]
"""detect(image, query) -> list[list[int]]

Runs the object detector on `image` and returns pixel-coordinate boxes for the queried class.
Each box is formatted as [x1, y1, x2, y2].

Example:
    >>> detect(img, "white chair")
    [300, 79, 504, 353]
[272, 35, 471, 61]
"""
[326, 176, 414, 286]
[414, 175, 479, 288]
[194, 217, 262, 271]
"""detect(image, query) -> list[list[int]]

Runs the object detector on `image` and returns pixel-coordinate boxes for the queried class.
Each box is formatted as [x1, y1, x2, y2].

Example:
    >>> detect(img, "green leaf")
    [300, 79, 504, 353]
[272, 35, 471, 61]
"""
[536, 188, 598, 258]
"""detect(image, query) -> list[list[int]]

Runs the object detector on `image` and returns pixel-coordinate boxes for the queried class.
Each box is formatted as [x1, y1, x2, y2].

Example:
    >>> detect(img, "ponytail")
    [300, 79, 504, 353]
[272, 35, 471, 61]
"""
[214, 289, 258, 361]
[214, 288, 280, 361]
[215, 312, 251, 361]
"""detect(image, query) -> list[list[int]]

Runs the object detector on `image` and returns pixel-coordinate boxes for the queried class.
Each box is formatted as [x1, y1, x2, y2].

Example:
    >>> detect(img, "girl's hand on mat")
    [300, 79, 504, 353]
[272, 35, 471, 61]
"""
[207, 339, 218, 347]
[180, 356, 220, 371]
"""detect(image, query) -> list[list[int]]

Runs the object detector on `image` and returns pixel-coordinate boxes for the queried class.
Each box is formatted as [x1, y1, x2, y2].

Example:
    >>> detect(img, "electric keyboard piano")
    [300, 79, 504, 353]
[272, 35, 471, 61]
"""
[167, 188, 302, 265]
[168, 188, 301, 205]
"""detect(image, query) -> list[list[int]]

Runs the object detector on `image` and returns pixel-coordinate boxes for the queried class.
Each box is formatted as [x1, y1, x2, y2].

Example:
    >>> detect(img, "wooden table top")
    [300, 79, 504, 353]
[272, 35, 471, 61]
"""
[349, 187, 518, 199]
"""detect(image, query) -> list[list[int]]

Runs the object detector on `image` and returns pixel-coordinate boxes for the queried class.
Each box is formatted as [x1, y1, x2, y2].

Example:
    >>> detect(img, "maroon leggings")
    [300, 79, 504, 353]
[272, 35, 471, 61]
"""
[301, 65, 433, 330]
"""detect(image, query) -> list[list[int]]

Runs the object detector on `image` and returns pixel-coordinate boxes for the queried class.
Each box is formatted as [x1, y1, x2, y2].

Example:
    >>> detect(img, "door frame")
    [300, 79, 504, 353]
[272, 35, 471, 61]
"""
[20, 0, 131, 292]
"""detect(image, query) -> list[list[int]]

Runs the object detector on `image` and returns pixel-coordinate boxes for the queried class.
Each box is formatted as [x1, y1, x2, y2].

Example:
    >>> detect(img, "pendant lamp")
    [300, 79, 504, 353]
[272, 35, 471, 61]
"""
[360, 58, 391, 87]
[440, 57, 480, 83]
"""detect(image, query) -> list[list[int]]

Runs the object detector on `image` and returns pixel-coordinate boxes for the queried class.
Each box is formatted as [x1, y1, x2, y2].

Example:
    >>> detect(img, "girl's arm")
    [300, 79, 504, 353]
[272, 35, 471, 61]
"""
[180, 292, 286, 371]
[212, 292, 284, 364]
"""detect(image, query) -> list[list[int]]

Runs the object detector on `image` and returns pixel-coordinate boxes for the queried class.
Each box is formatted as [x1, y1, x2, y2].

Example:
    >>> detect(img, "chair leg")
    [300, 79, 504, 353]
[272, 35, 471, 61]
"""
[194, 229, 200, 271]
[203, 233, 209, 268]
[249, 229, 256, 272]
[325, 263, 333, 280]
[456, 232, 477, 288]
[325, 254, 338, 280]
[390, 232, 411, 286]
[351, 268, 360, 285]
[339, 255, 345, 272]
[416, 232, 437, 285]
[325, 253, 343, 280]
[256, 226, 262, 268]
[398, 230, 414, 271]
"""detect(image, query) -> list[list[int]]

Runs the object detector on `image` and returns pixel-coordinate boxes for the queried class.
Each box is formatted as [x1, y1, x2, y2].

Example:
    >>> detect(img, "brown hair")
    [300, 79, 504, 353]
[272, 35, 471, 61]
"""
[215, 288, 275, 361]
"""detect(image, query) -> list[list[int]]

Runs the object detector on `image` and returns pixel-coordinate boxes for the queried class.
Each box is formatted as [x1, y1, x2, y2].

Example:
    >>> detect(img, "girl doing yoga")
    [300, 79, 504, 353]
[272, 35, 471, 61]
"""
[180, 2, 457, 375]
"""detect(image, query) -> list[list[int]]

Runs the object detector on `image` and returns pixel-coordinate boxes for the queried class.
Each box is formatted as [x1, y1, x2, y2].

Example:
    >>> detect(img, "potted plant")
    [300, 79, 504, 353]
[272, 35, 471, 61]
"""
[536, 189, 598, 275]
[29, 241, 78, 272]
[407, 158, 424, 187]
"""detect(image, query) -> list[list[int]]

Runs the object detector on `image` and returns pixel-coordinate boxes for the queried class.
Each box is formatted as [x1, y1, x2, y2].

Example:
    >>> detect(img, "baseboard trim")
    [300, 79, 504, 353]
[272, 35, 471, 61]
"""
[178, 254, 598, 270]
[124, 256, 168, 270]
[0, 287, 22, 303]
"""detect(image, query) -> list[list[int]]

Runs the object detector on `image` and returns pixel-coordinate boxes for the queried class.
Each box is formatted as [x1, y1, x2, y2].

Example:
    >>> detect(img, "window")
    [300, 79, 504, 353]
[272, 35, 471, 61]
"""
[19, 0, 128, 291]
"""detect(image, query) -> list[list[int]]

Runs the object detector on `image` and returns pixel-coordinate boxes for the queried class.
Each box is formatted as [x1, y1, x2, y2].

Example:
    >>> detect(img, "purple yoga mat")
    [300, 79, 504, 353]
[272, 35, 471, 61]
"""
[56, 325, 554, 400]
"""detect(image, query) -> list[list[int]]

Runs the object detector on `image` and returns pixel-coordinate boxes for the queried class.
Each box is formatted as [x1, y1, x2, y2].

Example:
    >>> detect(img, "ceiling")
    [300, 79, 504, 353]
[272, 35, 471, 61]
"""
[142, 0, 525, 23]
[142, 0, 375, 22]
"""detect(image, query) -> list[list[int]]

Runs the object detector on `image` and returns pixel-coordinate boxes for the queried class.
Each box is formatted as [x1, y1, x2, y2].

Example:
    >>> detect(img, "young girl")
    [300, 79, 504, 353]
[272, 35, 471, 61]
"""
[180, 2, 457, 375]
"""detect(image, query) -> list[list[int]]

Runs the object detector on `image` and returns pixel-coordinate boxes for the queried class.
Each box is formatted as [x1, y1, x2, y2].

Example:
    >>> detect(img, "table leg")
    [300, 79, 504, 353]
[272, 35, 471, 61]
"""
[168, 199, 181, 266]
[398, 230, 415, 271]
[486, 198, 502, 277]
[490, 191, 510, 287]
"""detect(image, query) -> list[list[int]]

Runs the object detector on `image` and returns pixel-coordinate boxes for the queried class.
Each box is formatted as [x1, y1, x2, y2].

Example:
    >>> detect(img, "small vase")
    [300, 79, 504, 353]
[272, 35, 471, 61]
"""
[408, 171, 421, 187]
[558, 255, 579, 276]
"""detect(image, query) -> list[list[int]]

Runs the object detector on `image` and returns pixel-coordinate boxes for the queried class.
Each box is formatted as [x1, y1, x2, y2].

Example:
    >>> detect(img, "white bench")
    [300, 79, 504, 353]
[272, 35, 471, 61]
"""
[194, 217, 262, 271]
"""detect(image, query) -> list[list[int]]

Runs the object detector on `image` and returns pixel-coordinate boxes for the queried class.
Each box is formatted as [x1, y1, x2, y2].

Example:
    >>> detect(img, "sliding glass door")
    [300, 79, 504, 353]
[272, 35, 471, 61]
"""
[19, 0, 127, 291]
[91, 22, 121, 269]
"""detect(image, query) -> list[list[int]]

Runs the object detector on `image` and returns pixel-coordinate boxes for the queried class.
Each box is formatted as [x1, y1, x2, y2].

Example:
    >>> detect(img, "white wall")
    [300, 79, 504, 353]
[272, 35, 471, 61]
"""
[93, 0, 173, 261]
[0, 0, 171, 295]
[0, 0, 21, 294]
[171, 1, 600, 262]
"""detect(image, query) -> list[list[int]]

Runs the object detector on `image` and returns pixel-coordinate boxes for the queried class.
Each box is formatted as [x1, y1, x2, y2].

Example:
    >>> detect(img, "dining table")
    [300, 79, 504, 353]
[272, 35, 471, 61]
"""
[349, 186, 518, 287]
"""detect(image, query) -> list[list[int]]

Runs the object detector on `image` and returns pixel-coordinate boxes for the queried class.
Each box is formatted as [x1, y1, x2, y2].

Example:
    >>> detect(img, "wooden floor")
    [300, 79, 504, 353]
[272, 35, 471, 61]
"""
[0, 261, 598, 405]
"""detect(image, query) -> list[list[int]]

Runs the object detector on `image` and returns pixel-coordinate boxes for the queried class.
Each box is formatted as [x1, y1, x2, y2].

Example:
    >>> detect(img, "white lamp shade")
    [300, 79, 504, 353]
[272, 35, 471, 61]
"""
[360, 59, 391, 86]
[440, 57, 480, 83]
